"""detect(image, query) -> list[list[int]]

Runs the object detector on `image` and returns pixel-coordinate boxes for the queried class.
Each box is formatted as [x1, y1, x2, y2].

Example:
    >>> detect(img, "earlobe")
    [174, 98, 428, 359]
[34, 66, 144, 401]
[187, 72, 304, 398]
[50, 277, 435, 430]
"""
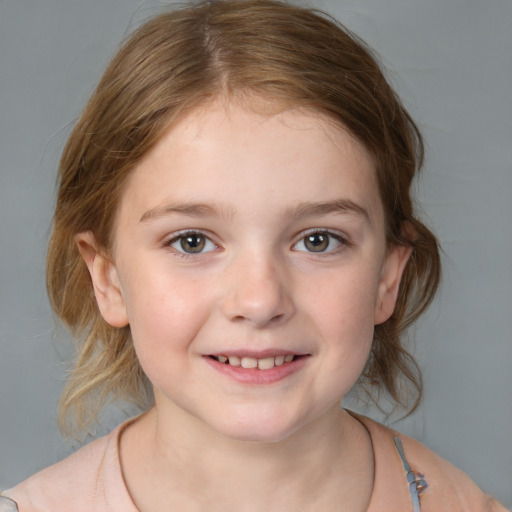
[76, 232, 129, 328]
[374, 244, 412, 325]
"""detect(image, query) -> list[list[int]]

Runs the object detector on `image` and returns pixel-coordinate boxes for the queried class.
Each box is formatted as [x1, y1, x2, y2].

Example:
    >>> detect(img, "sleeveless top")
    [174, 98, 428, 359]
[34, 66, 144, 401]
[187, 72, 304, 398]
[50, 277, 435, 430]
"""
[1, 412, 507, 511]
[0, 439, 426, 512]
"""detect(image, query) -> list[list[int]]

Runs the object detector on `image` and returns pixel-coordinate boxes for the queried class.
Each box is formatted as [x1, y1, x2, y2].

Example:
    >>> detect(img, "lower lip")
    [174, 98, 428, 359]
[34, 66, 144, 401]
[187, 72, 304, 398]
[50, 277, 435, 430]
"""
[204, 356, 309, 385]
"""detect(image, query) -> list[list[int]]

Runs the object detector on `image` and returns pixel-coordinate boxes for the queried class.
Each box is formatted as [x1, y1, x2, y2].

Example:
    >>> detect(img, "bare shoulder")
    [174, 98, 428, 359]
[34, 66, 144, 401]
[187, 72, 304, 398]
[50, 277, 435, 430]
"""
[351, 413, 508, 512]
[399, 433, 509, 512]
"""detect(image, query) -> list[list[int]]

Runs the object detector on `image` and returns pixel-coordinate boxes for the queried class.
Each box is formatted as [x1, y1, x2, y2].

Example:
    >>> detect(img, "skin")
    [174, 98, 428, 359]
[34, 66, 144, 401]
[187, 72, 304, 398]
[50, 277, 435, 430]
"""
[78, 99, 411, 511]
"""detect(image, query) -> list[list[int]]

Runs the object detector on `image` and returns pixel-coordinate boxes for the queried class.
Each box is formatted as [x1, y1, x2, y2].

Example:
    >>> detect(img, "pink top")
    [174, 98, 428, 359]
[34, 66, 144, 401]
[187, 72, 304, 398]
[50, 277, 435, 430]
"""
[2, 413, 507, 512]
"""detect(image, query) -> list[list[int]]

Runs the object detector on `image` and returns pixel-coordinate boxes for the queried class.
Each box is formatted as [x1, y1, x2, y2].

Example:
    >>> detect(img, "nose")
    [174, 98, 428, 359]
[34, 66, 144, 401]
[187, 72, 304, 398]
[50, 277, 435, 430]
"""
[221, 251, 295, 328]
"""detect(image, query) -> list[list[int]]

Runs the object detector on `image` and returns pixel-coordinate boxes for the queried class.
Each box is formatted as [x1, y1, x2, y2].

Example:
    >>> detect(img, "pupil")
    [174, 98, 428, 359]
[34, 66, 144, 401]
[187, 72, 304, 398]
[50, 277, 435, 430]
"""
[181, 234, 205, 253]
[306, 233, 328, 252]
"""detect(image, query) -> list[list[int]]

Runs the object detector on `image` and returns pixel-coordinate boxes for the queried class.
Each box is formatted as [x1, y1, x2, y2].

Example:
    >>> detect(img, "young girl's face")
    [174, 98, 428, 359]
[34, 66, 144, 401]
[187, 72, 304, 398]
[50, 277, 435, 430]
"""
[84, 99, 409, 443]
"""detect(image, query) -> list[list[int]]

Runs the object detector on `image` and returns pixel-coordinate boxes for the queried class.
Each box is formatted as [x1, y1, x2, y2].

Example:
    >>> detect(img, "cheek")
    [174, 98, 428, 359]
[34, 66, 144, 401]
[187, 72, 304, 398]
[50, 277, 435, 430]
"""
[120, 268, 215, 370]
[303, 267, 379, 372]
[305, 267, 380, 333]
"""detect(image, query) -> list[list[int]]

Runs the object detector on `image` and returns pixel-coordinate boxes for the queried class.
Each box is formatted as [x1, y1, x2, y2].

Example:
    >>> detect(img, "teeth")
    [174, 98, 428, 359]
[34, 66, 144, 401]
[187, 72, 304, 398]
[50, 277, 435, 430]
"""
[241, 357, 258, 369]
[274, 355, 285, 366]
[258, 357, 275, 370]
[228, 355, 241, 367]
[215, 354, 296, 370]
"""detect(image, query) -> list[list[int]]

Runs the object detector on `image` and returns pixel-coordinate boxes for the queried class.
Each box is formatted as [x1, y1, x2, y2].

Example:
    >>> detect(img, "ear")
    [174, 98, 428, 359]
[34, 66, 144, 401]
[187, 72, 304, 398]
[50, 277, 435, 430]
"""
[76, 231, 129, 328]
[374, 244, 412, 325]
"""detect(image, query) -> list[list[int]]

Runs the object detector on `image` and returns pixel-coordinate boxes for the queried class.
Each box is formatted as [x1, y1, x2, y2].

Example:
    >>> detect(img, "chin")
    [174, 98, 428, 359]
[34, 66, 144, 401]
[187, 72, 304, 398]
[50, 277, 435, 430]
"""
[210, 410, 305, 445]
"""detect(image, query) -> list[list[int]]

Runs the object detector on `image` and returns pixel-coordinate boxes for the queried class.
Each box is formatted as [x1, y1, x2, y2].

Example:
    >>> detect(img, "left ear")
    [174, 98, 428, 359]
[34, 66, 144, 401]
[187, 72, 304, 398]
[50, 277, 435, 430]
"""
[374, 244, 412, 325]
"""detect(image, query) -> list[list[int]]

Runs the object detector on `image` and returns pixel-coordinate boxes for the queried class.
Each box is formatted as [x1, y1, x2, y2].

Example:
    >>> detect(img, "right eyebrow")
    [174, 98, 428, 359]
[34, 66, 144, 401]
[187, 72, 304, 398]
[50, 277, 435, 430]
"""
[282, 199, 372, 226]
[139, 202, 234, 223]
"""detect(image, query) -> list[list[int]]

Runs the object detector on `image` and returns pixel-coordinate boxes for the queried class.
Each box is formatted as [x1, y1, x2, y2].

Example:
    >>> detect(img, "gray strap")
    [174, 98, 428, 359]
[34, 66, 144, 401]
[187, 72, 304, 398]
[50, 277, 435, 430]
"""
[393, 436, 428, 512]
[0, 495, 19, 512]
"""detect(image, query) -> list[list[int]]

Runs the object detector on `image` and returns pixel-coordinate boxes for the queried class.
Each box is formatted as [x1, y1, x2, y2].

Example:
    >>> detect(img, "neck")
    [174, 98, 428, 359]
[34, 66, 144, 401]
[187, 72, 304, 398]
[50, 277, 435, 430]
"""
[120, 403, 374, 512]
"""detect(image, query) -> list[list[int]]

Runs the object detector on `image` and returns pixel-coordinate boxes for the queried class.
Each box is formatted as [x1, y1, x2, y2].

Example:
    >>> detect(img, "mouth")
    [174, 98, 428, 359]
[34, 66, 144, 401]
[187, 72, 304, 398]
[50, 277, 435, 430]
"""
[208, 353, 304, 370]
[205, 352, 310, 384]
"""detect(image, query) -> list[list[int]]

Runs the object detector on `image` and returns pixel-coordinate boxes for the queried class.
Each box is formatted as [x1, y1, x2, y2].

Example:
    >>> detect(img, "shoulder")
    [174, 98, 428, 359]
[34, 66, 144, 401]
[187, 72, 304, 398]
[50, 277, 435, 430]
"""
[353, 413, 508, 512]
[399, 433, 507, 512]
[2, 423, 137, 512]
[2, 434, 113, 512]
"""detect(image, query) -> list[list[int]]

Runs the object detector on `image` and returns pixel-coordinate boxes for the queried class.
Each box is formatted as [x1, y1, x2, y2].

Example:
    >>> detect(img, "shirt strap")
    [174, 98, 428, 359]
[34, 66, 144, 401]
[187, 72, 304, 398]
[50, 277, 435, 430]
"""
[0, 494, 19, 512]
[393, 436, 428, 512]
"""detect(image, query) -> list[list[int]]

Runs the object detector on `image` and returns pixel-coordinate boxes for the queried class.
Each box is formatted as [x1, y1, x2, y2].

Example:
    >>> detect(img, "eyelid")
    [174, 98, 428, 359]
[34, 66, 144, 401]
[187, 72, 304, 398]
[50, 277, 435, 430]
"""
[292, 228, 349, 253]
[164, 229, 219, 255]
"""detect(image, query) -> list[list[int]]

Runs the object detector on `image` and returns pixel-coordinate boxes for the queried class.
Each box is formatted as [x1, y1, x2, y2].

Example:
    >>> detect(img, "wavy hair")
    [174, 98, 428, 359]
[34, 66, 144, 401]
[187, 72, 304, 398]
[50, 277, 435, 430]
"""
[46, 0, 441, 435]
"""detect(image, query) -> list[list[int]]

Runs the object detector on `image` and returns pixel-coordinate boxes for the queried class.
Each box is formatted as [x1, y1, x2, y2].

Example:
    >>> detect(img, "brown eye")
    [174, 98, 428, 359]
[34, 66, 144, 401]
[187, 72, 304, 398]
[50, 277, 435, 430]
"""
[294, 231, 343, 253]
[304, 233, 329, 252]
[169, 232, 215, 254]
[181, 234, 205, 253]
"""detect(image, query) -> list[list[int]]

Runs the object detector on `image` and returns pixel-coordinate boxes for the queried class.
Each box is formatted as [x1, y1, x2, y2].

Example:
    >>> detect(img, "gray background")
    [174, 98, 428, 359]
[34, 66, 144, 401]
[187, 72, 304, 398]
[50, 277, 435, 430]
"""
[1, 0, 511, 507]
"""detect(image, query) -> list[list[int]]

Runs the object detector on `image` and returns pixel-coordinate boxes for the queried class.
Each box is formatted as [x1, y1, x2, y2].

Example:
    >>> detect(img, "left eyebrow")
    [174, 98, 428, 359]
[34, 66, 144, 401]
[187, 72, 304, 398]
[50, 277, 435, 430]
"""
[283, 199, 372, 225]
[139, 202, 234, 223]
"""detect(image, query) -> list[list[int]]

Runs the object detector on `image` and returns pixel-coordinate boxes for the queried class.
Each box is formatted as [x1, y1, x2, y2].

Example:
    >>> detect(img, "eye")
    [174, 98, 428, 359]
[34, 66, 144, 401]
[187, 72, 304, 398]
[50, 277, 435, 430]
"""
[168, 232, 216, 254]
[293, 231, 344, 253]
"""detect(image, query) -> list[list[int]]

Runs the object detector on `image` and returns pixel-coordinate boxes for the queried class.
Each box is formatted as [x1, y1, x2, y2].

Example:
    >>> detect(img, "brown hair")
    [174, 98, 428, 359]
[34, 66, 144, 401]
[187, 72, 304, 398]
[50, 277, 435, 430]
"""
[47, 0, 441, 435]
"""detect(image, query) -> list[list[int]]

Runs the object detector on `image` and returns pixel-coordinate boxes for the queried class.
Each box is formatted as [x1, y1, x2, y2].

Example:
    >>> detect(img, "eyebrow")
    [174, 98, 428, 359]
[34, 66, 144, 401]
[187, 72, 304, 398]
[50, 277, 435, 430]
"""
[140, 198, 371, 224]
[283, 199, 371, 225]
[140, 202, 234, 223]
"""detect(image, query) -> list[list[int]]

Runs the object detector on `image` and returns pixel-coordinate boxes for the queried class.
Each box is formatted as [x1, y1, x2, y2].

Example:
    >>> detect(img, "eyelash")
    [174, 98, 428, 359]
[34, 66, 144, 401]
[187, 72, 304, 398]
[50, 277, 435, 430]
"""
[164, 229, 348, 257]
[292, 229, 348, 254]
[164, 230, 218, 257]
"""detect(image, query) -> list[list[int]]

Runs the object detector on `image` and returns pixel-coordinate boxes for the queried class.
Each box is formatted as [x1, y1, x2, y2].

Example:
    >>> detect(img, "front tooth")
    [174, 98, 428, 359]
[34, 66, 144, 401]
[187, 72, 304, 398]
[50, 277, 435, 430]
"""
[274, 355, 285, 366]
[217, 355, 228, 363]
[284, 354, 294, 363]
[241, 357, 258, 369]
[258, 357, 275, 370]
[228, 356, 241, 367]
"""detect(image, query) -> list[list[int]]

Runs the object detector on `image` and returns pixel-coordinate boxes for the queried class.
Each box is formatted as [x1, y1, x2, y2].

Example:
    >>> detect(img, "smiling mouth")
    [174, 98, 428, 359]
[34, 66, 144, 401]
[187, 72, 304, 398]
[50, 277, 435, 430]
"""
[209, 354, 301, 370]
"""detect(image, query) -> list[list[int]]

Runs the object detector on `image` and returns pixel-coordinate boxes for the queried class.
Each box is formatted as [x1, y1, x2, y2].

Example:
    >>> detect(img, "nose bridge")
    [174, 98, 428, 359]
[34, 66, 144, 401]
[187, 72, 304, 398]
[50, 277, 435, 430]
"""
[222, 245, 294, 327]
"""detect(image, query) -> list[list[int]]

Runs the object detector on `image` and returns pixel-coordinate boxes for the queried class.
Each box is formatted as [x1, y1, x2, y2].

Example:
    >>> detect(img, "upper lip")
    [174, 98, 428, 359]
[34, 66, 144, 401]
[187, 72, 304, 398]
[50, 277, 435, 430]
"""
[206, 349, 309, 358]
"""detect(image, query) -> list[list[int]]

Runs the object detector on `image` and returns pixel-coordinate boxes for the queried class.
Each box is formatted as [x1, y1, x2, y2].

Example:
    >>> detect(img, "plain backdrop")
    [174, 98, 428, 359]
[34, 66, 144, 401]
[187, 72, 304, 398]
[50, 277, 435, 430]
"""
[1, 0, 511, 507]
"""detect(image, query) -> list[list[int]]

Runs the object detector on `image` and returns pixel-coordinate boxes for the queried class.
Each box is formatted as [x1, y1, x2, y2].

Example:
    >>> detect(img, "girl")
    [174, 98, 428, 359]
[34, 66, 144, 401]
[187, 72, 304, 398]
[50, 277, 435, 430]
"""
[1, 1, 508, 510]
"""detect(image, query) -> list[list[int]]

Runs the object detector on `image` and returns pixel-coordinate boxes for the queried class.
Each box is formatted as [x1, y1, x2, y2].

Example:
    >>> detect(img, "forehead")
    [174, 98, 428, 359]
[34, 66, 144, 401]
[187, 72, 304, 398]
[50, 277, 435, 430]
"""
[117, 99, 382, 226]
